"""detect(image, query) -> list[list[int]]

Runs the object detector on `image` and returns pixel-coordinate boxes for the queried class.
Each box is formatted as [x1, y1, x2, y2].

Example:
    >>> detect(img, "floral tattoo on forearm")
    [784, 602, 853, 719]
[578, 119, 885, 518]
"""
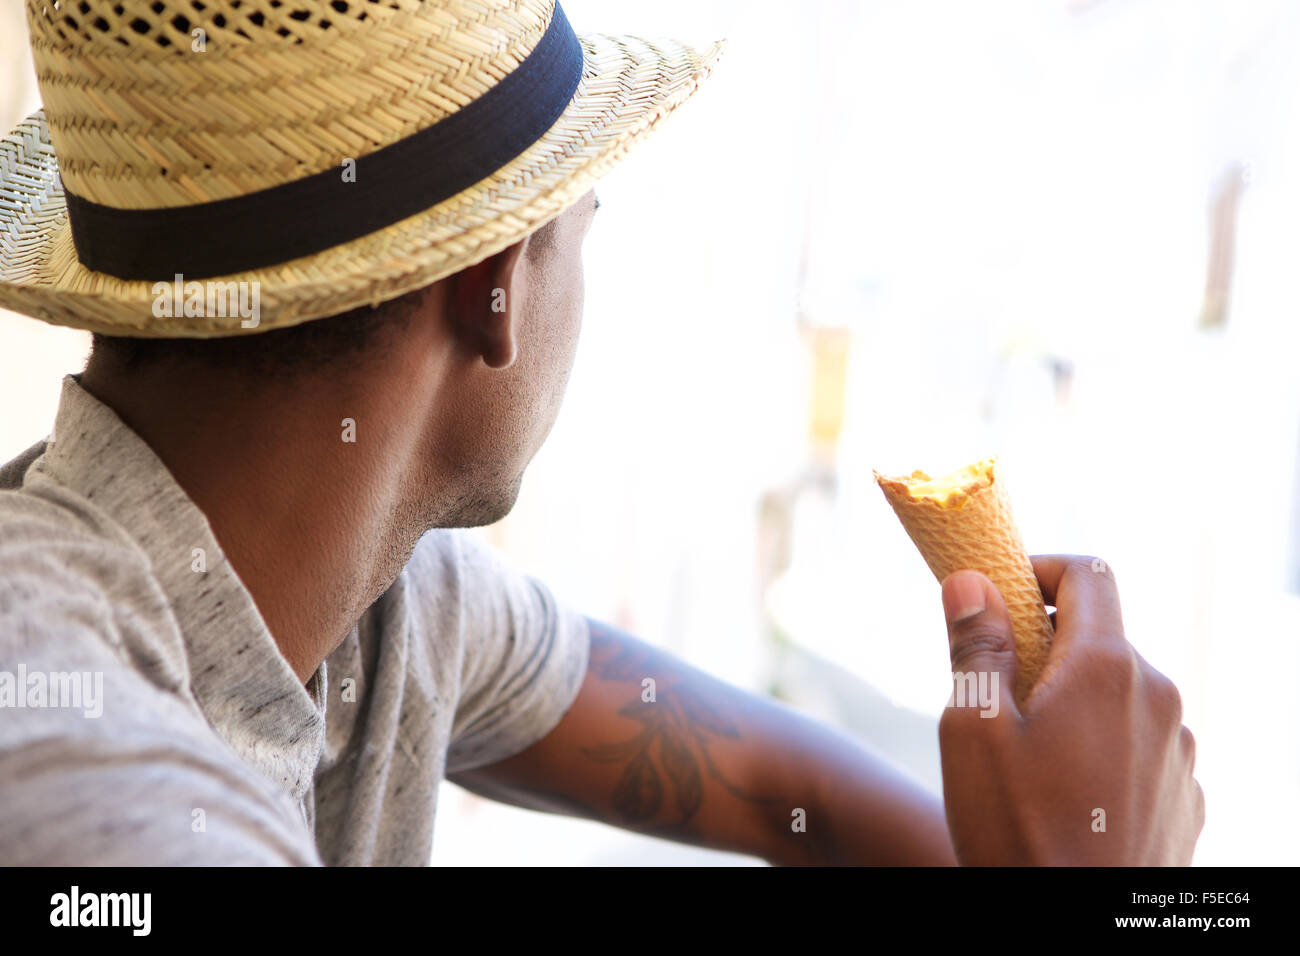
[582, 620, 784, 830]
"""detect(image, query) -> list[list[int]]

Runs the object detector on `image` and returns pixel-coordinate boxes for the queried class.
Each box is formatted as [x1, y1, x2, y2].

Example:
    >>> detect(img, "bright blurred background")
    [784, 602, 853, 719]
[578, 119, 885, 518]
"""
[3, 0, 1298, 865]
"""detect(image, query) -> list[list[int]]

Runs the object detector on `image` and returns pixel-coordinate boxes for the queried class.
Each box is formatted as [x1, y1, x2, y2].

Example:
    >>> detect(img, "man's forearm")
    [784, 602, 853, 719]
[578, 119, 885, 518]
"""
[776, 708, 956, 865]
[452, 619, 955, 865]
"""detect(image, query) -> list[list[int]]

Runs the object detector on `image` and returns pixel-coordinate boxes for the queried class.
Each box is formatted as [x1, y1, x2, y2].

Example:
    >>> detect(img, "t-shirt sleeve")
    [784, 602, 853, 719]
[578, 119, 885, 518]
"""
[433, 530, 591, 774]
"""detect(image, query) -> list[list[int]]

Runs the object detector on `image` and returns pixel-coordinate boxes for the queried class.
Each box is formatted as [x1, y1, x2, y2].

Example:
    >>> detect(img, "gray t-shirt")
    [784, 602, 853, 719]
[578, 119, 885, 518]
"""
[0, 375, 590, 865]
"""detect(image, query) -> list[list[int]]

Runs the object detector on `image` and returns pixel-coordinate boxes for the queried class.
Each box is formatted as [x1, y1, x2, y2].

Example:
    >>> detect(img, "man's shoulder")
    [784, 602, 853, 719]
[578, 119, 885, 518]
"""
[0, 450, 183, 702]
[0, 437, 47, 490]
[400, 527, 496, 602]
[400, 528, 536, 617]
[0, 458, 157, 603]
[0, 447, 319, 863]
[406, 526, 466, 568]
[0, 434, 151, 559]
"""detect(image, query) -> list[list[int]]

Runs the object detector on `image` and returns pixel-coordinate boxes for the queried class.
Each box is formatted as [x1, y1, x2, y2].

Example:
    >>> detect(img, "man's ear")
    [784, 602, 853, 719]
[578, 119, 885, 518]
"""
[446, 236, 529, 369]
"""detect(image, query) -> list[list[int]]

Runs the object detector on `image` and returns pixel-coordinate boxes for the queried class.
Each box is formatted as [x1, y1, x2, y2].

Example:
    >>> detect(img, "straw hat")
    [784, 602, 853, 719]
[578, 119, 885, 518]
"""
[0, 0, 723, 337]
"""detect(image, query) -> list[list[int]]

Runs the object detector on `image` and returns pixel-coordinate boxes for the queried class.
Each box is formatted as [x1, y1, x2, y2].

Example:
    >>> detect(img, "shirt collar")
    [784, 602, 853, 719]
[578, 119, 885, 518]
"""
[33, 374, 326, 802]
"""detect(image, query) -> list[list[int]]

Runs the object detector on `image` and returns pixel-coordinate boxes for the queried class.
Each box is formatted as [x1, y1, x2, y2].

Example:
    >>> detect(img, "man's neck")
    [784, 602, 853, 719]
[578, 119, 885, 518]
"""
[78, 365, 432, 683]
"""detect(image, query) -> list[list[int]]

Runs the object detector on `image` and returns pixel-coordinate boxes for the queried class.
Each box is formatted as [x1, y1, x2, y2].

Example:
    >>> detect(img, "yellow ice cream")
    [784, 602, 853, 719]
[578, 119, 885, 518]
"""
[874, 455, 1053, 702]
[894, 457, 996, 508]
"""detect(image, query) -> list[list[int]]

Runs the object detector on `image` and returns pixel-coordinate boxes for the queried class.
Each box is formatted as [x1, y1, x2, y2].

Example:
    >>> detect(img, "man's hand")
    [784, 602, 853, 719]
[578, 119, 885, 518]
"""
[938, 555, 1204, 865]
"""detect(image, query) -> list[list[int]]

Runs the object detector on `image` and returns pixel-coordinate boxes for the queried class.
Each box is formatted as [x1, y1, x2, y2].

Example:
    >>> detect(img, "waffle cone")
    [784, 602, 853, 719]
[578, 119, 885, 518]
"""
[875, 459, 1052, 703]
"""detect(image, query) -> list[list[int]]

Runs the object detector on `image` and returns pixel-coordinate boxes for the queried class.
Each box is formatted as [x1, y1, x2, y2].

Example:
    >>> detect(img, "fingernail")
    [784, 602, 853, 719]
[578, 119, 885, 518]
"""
[942, 573, 986, 624]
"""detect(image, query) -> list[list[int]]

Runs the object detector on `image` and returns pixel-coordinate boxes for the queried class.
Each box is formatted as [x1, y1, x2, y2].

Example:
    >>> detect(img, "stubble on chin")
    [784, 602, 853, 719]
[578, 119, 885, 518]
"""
[428, 467, 525, 530]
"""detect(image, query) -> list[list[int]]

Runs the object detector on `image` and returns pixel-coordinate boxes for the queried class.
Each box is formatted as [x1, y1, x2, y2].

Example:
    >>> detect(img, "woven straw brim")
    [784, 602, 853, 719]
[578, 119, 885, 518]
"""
[0, 33, 722, 338]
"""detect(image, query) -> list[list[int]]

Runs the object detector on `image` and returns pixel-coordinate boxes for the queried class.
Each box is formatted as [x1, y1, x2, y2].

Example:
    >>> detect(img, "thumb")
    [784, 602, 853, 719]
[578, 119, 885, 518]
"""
[940, 570, 1020, 716]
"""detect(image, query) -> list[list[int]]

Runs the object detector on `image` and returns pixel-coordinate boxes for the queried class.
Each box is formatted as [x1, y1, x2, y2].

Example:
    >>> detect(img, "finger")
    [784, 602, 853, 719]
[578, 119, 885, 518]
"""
[1029, 554, 1126, 655]
[940, 570, 1020, 720]
[1030, 554, 1118, 605]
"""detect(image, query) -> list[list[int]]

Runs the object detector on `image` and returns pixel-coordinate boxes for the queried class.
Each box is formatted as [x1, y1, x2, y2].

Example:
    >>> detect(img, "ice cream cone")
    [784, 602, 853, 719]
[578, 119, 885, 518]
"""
[875, 457, 1052, 704]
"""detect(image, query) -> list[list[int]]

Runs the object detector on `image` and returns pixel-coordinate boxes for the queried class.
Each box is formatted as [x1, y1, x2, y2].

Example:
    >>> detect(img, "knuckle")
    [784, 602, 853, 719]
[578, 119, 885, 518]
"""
[938, 703, 962, 734]
[937, 704, 970, 744]
[1067, 553, 1117, 584]
[939, 699, 1010, 750]
[1147, 670, 1184, 722]
[949, 625, 1014, 673]
[939, 700, 984, 741]
[1079, 642, 1138, 684]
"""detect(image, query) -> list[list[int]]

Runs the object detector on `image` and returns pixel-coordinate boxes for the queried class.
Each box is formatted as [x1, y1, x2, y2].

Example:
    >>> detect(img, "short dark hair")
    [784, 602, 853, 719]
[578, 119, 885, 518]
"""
[89, 282, 430, 380]
[90, 215, 563, 379]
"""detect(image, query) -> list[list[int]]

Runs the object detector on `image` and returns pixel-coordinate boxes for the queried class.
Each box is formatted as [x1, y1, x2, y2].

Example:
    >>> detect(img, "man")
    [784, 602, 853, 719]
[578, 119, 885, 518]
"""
[0, 0, 1200, 865]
